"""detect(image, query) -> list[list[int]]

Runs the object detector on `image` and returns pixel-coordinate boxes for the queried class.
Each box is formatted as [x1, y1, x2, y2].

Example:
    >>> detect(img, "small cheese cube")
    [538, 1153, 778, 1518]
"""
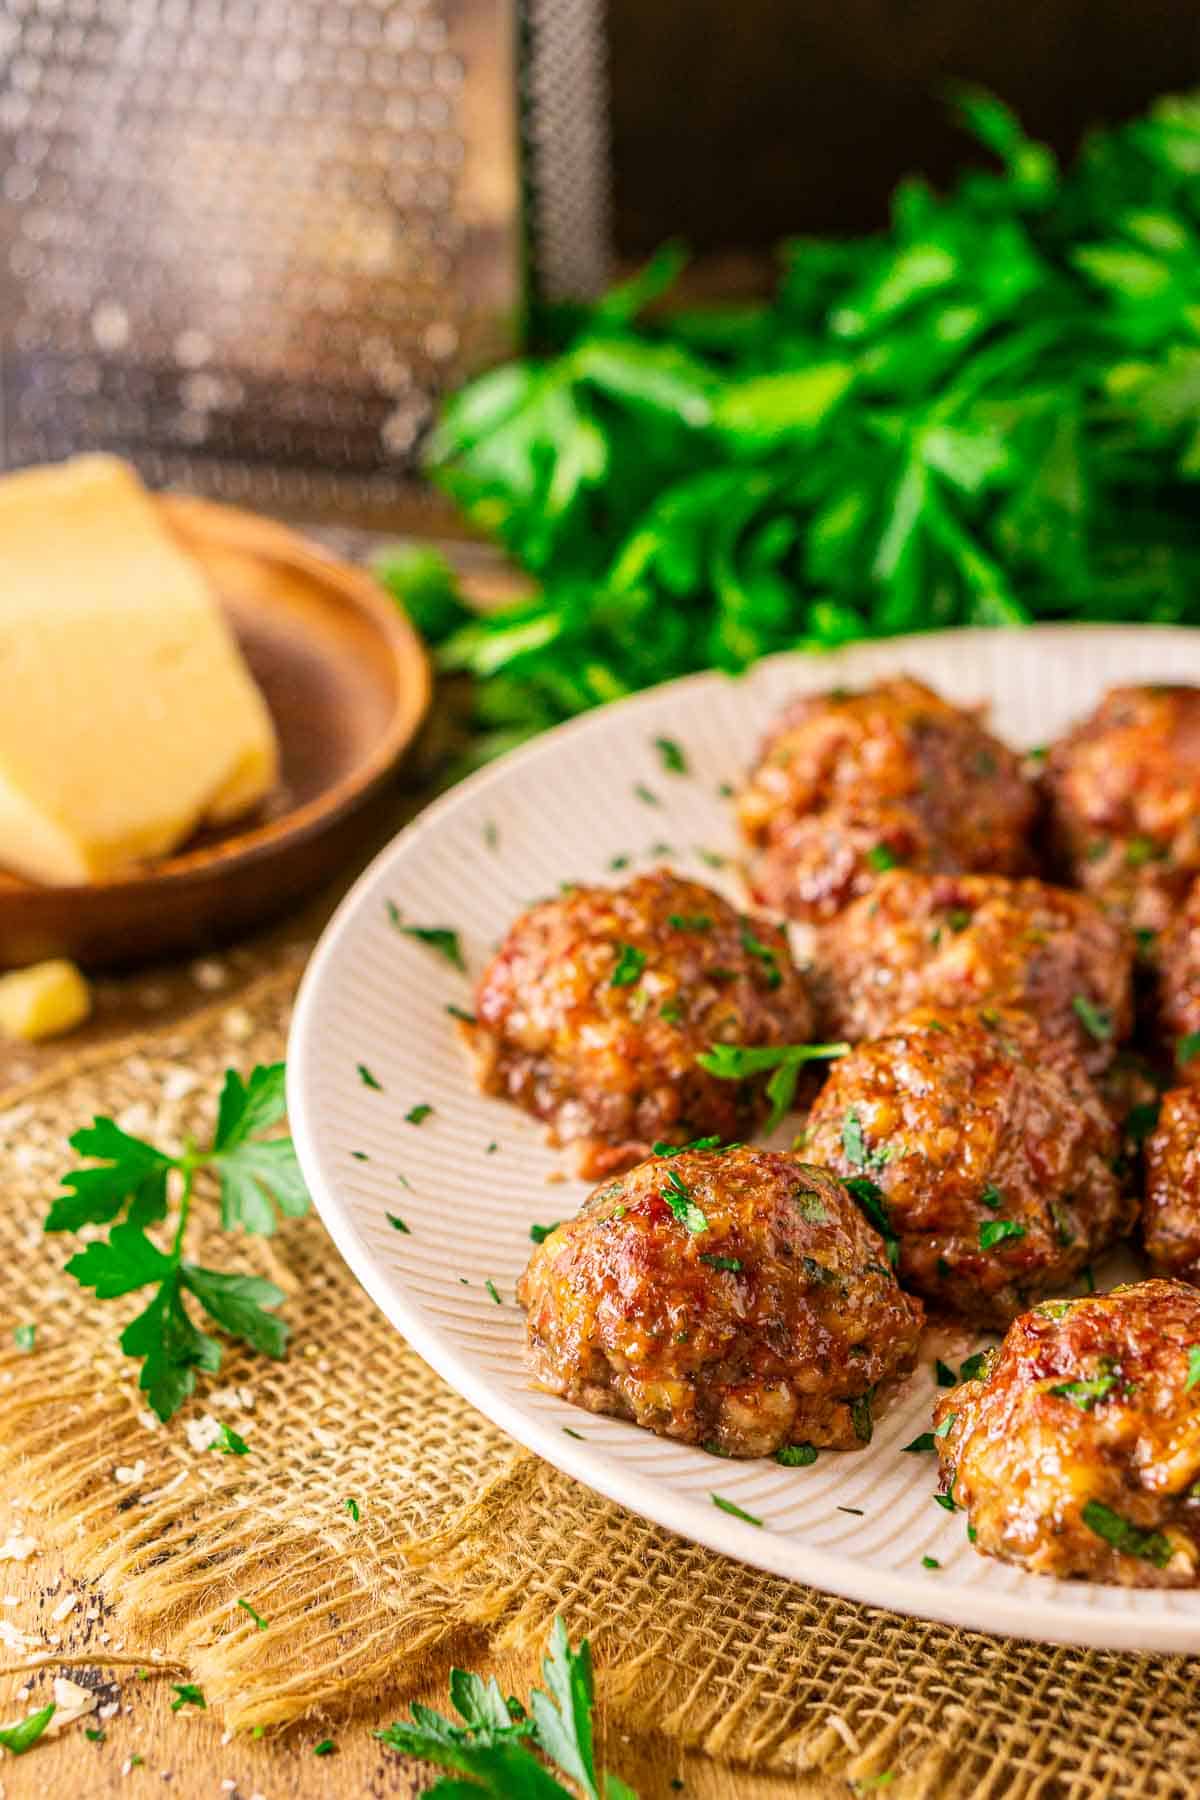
[0, 959, 92, 1041]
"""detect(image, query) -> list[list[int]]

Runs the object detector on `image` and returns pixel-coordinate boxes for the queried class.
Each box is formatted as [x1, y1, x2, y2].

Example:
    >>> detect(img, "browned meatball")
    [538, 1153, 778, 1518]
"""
[468, 871, 814, 1178]
[1044, 684, 1200, 938]
[1143, 1087, 1200, 1284]
[1157, 873, 1200, 1079]
[934, 1283, 1200, 1586]
[519, 1149, 923, 1456]
[812, 870, 1133, 1074]
[803, 1006, 1134, 1325]
[737, 677, 1035, 922]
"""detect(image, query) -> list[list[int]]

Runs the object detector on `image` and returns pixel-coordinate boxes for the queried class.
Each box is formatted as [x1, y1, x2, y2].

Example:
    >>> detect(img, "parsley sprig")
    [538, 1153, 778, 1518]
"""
[377, 1616, 637, 1798]
[697, 1040, 849, 1131]
[47, 1064, 308, 1422]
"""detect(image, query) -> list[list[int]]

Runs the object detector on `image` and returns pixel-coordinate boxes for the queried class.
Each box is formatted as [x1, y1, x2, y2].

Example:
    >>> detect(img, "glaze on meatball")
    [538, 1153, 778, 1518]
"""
[1157, 873, 1200, 1080]
[519, 1149, 924, 1456]
[812, 870, 1133, 1074]
[468, 871, 814, 1178]
[1143, 1087, 1200, 1284]
[803, 1006, 1134, 1325]
[1044, 684, 1200, 937]
[934, 1282, 1200, 1586]
[737, 677, 1035, 922]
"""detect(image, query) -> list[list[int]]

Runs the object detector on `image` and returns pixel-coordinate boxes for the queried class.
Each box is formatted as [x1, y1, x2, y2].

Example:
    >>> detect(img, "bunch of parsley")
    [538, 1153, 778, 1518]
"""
[380, 88, 1200, 767]
[46, 1064, 308, 1421]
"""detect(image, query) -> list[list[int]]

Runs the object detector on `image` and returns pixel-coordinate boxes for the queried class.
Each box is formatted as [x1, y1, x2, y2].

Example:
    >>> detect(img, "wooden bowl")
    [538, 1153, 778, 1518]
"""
[0, 494, 430, 968]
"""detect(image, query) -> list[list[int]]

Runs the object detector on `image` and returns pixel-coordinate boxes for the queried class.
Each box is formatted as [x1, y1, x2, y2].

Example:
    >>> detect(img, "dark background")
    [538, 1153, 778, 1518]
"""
[608, 0, 1200, 258]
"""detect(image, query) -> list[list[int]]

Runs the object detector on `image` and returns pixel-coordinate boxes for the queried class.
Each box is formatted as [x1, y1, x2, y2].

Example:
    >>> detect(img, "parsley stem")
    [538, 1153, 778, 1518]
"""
[170, 1162, 196, 1263]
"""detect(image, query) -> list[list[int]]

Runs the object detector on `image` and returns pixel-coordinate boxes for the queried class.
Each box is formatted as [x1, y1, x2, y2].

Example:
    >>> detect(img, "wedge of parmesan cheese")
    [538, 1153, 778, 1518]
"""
[0, 455, 279, 885]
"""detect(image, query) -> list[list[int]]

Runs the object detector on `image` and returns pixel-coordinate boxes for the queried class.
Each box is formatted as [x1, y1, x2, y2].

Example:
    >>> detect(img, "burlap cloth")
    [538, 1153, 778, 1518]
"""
[0, 964, 1197, 1798]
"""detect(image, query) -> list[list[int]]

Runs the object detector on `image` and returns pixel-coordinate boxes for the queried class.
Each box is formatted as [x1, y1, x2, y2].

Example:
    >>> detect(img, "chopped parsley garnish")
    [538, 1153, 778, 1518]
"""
[351, 1150, 369, 1161]
[405, 1104, 433, 1125]
[1051, 1373, 1118, 1411]
[866, 843, 898, 872]
[935, 1360, 958, 1388]
[1049, 1200, 1076, 1247]
[902, 1433, 936, 1454]
[653, 1136, 722, 1155]
[1179, 1032, 1200, 1066]
[345, 1498, 360, 1521]
[563, 1426, 584, 1439]
[529, 1221, 560, 1244]
[484, 1279, 502, 1305]
[659, 998, 685, 1023]
[978, 1185, 1003, 1214]
[1081, 1264, 1096, 1294]
[850, 1392, 873, 1444]
[654, 736, 689, 774]
[775, 1443, 818, 1467]
[0, 1703, 56, 1755]
[610, 943, 647, 987]
[47, 1063, 306, 1422]
[697, 1041, 849, 1133]
[1071, 995, 1113, 1042]
[1186, 1345, 1200, 1393]
[396, 923, 466, 972]
[483, 820, 499, 850]
[1125, 1100, 1160, 1144]
[85, 1727, 105, 1743]
[358, 1063, 383, 1090]
[387, 1213, 411, 1233]
[694, 846, 727, 869]
[608, 852, 631, 870]
[1124, 836, 1164, 867]
[12, 1323, 34, 1352]
[700, 1254, 742, 1272]
[958, 1352, 989, 1382]
[921, 1556, 941, 1570]
[842, 1176, 899, 1268]
[841, 1109, 889, 1172]
[214, 1421, 249, 1456]
[661, 1168, 709, 1235]
[837, 1505, 865, 1516]
[946, 908, 972, 932]
[934, 1413, 955, 1438]
[170, 1684, 206, 1712]
[313, 1740, 336, 1756]
[979, 1218, 1026, 1250]
[738, 924, 783, 989]
[1082, 1500, 1173, 1568]
[446, 1004, 477, 1025]
[794, 1192, 829, 1223]
[933, 1492, 959, 1512]
[711, 1493, 762, 1526]
[667, 913, 712, 932]
[634, 782, 660, 806]
[237, 1598, 269, 1630]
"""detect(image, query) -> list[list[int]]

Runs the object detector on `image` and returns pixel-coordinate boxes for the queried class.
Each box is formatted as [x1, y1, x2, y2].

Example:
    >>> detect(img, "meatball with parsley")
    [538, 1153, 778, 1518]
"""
[802, 1006, 1134, 1326]
[737, 677, 1035, 922]
[812, 869, 1133, 1074]
[467, 870, 815, 1178]
[934, 1282, 1200, 1586]
[519, 1149, 923, 1457]
[1143, 1086, 1200, 1286]
[1043, 683, 1200, 939]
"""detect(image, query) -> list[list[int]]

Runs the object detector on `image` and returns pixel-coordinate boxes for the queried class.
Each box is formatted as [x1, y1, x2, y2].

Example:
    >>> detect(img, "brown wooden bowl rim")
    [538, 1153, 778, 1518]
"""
[0, 493, 432, 902]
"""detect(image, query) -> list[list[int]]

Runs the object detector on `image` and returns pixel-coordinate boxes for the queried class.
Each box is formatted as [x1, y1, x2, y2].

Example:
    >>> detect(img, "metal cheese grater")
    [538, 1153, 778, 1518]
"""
[0, 0, 613, 525]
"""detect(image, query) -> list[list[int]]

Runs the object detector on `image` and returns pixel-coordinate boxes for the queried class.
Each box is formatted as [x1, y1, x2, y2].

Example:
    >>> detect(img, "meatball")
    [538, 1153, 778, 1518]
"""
[812, 870, 1133, 1074]
[519, 1148, 923, 1456]
[803, 1006, 1134, 1325]
[1143, 1087, 1200, 1284]
[934, 1282, 1200, 1586]
[1044, 683, 1200, 937]
[1157, 873, 1200, 1079]
[737, 677, 1035, 922]
[468, 871, 814, 1178]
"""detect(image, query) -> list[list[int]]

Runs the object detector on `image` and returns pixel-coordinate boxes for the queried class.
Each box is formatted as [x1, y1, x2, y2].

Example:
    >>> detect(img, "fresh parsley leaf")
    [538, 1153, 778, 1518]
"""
[661, 1168, 709, 1235]
[654, 736, 688, 774]
[12, 1324, 35, 1352]
[1178, 1032, 1200, 1067]
[170, 1684, 206, 1712]
[358, 1063, 383, 1090]
[865, 843, 898, 872]
[980, 1184, 1003, 1211]
[405, 1104, 434, 1125]
[711, 1494, 762, 1526]
[1071, 995, 1112, 1042]
[921, 1557, 940, 1571]
[610, 943, 647, 988]
[447, 1004, 477, 1024]
[902, 1433, 936, 1454]
[842, 1111, 868, 1167]
[958, 1353, 989, 1382]
[1082, 1500, 1173, 1568]
[0, 1702, 55, 1755]
[387, 1213, 411, 1233]
[850, 1392, 873, 1443]
[1051, 1374, 1118, 1411]
[345, 1498, 360, 1521]
[696, 1041, 849, 1132]
[1125, 1100, 1160, 1144]
[775, 1443, 818, 1466]
[181, 1267, 289, 1360]
[933, 1493, 960, 1513]
[530, 1221, 561, 1244]
[210, 1067, 310, 1235]
[841, 1176, 900, 1268]
[237, 1598, 269, 1630]
[667, 913, 712, 932]
[397, 923, 467, 971]
[313, 1739, 335, 1756]
[119, 1275, 222, 1422]
[738, 924, 782, 989]
[213, 1422, 250, 1456]
[979, 1218, 1026, 1249]
[934, 1359, 958, 1388]
[46, 1117, 172, 1233]
[699, 1253, 742, 1272]
[485, 1279, 503, 1305]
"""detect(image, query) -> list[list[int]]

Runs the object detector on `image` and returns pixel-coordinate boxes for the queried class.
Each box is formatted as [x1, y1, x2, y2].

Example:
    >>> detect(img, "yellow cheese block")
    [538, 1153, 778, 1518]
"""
[0, 959, 92, 1040]
[0, 456, 279, 885]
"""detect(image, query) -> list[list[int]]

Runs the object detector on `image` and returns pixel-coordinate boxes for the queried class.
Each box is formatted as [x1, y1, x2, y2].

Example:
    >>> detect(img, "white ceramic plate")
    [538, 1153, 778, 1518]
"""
[289, 625, 1200, 1651]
